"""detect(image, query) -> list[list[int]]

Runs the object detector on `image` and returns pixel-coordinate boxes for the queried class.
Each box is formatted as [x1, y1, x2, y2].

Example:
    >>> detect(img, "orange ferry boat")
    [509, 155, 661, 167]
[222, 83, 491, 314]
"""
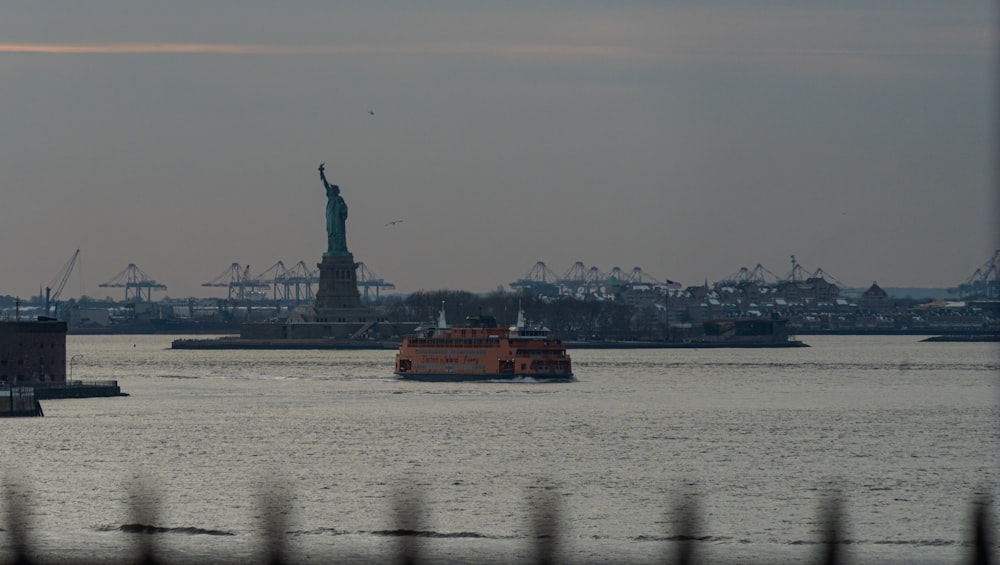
[394, 307, 574, 382]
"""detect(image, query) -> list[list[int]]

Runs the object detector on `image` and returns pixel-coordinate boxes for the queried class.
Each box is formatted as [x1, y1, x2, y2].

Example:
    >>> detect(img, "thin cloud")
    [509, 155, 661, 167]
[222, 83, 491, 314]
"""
[0, 43, 360, 54]
[0, 42, 630, 59]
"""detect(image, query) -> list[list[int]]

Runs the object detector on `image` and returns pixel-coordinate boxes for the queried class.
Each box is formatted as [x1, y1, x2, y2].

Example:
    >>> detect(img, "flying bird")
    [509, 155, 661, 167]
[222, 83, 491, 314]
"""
[385, 220, 404, 227]
[368, 109, 375, 116]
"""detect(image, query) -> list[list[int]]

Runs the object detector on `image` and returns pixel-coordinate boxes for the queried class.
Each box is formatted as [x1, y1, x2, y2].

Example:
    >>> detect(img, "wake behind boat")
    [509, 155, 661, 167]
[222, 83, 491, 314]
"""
[394, 306, 574, 382]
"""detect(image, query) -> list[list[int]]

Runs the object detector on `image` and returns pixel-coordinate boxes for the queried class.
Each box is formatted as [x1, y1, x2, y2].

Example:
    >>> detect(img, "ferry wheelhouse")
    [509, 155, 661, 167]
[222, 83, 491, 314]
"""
[394, 307, 573, 382]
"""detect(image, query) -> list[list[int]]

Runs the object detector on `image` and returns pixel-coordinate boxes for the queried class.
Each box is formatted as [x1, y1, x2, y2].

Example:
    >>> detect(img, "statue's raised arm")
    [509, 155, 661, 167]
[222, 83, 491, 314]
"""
[319, 162, 332, 190]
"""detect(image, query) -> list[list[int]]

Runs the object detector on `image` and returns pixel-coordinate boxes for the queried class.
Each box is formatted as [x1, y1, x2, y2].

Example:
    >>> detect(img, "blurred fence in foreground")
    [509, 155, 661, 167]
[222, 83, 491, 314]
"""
[1, 483, 995, 564]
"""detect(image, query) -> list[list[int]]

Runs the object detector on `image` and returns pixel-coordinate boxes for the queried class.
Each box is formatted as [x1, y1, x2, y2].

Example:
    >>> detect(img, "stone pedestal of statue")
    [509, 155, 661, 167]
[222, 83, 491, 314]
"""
[314, 253, 369, 323]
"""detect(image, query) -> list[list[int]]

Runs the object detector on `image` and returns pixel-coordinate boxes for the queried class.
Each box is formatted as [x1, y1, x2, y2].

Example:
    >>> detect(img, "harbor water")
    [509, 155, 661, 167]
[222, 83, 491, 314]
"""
[2, 335, 998, 564]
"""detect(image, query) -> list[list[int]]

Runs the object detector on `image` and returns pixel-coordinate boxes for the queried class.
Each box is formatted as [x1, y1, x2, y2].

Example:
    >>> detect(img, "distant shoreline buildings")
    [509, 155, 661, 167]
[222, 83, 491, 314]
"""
[1, 277, 996, 340]
[2, 252, 997, 339]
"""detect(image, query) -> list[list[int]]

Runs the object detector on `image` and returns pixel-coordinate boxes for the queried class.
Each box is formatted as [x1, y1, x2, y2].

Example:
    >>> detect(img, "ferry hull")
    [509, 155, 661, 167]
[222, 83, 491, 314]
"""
[395, 372, 575, 383]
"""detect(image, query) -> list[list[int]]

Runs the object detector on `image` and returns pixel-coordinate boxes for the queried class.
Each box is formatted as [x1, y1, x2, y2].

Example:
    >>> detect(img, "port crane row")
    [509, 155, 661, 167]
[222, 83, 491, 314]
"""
[88, 260, 394, 303]
[509, 252, 998, 299]
[98, 261, 396, 302]
[510, 257, 845, 294]
[41, 250, 1000, 304]
[37, 254, 395, 304]
[200, 260, 394, 303]
[511, 261, 683, 296]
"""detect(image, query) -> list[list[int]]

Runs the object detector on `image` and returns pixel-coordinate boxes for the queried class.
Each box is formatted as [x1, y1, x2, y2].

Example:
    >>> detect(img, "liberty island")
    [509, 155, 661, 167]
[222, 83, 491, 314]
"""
[180, 164, 420, 345]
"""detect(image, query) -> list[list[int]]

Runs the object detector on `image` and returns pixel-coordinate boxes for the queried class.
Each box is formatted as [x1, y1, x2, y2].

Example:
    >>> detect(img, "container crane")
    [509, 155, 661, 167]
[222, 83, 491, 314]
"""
[584, 266, 606, 292]
[786, 255, 811, 282]
[510, 261, 560, 296]
[717, 264, 782, 287]
[558, 261, 589, 295]
[99, 264, 167, 302]
[202, 263, 246, 301]
[625, 266, 662, 286]
[277, 261, 319, 303]
[45, 249, 81, 318]
[605, 266, 626, 283]
[957, 250, 1000, 298]
[355, 262, 395, 302]
[202, 263, 267, 302]
[811, 267, 845, 288]
[253, 261, 288, 301]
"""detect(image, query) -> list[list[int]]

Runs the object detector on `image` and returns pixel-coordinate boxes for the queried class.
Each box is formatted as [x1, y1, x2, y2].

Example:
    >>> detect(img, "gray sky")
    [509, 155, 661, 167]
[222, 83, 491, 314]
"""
[2, 1, 997, 300]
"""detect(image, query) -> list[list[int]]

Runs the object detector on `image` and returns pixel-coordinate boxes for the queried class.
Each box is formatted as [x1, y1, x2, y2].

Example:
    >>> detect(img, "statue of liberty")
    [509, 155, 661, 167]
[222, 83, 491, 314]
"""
[318, 163, 349, 256]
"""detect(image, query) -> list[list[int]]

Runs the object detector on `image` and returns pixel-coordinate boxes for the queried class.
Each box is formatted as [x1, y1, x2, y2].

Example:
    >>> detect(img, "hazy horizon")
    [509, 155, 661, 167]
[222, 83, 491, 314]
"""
[2, 1, 997, 300]
[0, 254, 990, 304]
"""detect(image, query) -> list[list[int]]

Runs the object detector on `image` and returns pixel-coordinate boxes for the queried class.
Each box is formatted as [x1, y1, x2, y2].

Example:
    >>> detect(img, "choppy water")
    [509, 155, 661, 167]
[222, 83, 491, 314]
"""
[2, 335, 998, 564]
